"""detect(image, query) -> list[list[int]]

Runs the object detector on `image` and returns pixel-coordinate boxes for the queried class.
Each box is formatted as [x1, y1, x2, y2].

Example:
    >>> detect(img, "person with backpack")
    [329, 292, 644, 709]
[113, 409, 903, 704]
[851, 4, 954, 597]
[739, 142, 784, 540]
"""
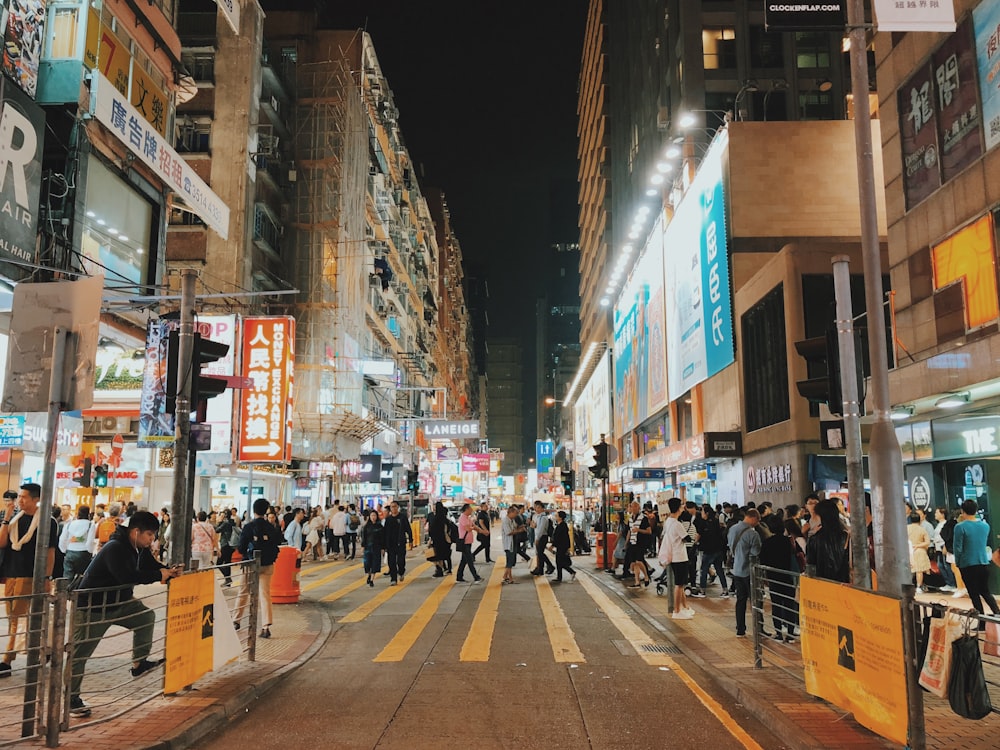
[215, 509, 237, 586]
[58, 505, 97, 580]
[344, 504, 361, 560]
[95, 503, 121, 550]
[233, 498, 281, 639]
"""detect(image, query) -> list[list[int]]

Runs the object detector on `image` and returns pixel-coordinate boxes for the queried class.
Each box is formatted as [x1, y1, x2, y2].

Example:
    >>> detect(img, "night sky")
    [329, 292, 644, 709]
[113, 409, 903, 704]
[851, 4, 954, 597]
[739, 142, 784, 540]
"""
[323, 1, 588, 339]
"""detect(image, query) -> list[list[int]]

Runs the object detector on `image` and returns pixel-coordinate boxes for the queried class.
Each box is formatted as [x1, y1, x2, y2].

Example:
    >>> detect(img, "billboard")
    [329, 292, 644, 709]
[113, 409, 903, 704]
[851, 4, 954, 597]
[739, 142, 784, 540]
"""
[613, 214, 668, 436]
[574, 350, 611, 463]
[237, 316, 294, 463]
[1, 0, 45, 98]
[764, 3, 845, 31]
[137, 319, 174, 447]
[664, 129, 735, 397]
[974, 0, 1000, 152]
[0, 77, 43, 266]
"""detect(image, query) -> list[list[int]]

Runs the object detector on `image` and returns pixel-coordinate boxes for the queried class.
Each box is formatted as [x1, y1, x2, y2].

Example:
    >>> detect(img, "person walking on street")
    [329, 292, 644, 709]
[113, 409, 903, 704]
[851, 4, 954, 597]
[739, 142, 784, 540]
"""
[907, 513, 932, 593]
[344, 504, 361, 559]
[190, 511, 217, 571]
[59, 505, 97, 580]
[728, 508, 762, 637]
[659, 497, 694, 618]
[625, 500, 652, 588]
[232, 498, 280, 639]
[215, 509, 237, 586]
[954, 499, 1000, 619]
[695, 505, 727, 597]
[384, 501, 414, 584]
[328, 505, 348, 559]
[456, 503, 482, 583]
[530, 501, 554, 576]
[284, 508, 305, 550]
[501, 506, 525, 584]
[471, 501, 493, 562]
[68, 511, 181, 717]
[428, 502, 452, 577]
[513, 505, 531, 561]
[550, 511, 576, 582]
[361, 509, 384, 587]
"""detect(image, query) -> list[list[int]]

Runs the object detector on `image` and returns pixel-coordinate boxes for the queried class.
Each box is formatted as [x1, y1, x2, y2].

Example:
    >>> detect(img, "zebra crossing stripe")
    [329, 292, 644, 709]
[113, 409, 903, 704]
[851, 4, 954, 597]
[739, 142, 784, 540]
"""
[534, 576, 585, 663]
[340, 562, 434, 623]
[458, 560, 506, 662]
[373, 575, 457, 662]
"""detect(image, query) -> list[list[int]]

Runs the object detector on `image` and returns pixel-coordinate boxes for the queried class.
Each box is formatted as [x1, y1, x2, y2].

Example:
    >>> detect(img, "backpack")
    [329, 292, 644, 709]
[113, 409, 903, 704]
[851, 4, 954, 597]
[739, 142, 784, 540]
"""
[244, 519, 279, 566]
[348, 512, 360, 531]
[97, 518, 117, 545]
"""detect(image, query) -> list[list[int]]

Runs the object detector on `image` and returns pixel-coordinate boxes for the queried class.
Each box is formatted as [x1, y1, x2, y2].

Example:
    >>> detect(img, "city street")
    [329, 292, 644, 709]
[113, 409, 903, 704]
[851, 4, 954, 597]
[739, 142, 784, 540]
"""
[199, 547, 781, 750]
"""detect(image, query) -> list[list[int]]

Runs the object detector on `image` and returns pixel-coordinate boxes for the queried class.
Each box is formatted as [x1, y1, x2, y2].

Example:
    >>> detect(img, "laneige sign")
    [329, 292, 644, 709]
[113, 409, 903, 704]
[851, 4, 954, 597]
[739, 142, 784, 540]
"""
[425, 421, 481, 438]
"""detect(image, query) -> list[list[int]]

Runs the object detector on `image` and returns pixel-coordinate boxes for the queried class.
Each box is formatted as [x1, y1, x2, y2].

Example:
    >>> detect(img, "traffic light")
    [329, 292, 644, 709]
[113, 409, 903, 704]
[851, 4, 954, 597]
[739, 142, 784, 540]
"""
[75, 457, 92, 488]
[406, 470, 419, 493]
[93, 464, 108, 488]
[589, 440, 609, 479]
[795, 328, 868, 417]
[166, 331, 230, 415]
[560, 469, 574, 493]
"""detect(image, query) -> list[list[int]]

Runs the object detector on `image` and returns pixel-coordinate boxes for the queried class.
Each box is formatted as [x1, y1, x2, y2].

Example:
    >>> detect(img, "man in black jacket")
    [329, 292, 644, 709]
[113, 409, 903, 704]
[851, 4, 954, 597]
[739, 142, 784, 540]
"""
[384, 501, 414, 584]
[69, 511, 180, 718]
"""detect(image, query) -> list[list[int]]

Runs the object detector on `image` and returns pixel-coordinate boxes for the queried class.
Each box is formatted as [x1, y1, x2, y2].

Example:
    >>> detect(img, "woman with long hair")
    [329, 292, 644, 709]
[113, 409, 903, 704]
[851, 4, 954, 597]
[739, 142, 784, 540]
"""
[361, 509, 384, 587]
[428, 501, 451, 577]
[806, 499, 850, 582]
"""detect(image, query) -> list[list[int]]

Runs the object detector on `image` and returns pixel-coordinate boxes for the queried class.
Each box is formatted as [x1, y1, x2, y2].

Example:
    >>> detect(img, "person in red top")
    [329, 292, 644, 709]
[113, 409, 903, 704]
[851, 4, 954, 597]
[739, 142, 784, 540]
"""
[456, 504, 482, 583]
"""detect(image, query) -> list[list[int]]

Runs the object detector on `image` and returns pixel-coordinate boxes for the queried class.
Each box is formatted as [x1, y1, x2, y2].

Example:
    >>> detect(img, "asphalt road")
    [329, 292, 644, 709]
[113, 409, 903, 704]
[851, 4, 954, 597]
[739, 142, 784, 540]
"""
[200, 549, 785, 750]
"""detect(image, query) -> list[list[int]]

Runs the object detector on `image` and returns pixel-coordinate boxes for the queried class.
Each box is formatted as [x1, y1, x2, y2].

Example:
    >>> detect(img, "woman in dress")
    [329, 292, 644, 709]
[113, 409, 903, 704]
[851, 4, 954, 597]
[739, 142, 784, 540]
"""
[907, 513, 932, 593]
[361, 509, 384, 587]
[190, 510, 218, 571]
[428, 501, 451, 577]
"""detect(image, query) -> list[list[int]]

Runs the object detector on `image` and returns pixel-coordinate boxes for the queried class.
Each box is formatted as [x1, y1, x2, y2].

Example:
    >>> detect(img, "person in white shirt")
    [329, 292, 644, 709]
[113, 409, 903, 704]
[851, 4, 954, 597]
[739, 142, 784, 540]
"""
[59, 506, 97, 579]
[327, 505, 348, 559]
[658, 497, 694, 619]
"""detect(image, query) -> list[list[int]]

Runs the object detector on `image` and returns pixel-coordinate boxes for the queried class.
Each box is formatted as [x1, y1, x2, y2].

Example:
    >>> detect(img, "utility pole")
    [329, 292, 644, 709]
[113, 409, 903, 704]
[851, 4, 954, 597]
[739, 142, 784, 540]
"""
[170, 269, 197, 568]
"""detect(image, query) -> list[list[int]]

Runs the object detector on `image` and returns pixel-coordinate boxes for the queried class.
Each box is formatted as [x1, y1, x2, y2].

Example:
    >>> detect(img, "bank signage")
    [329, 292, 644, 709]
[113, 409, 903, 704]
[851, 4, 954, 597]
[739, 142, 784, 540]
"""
[424, 420, 480, 438]
[764, 3, 845, 31]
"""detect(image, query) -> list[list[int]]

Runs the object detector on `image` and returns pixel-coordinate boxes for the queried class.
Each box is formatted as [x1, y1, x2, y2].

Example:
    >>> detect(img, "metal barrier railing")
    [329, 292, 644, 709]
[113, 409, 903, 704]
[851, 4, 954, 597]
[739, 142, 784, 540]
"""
[0, 556, 260, 747]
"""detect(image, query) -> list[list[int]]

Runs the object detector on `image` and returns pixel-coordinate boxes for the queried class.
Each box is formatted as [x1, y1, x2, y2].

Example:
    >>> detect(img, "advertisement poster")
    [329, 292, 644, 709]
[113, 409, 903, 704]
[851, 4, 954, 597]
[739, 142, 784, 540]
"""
[799, 577, 908, 747]
[164, 571, 215, 694]
[574, 350, 611, 462]
[933, 18, 983, 183]
[974, 0, 1000, 151]
[664, 130, 734, 397]
[898, 63, 942, 209]
[1, 0, 45, 98]
[535, 439, 554, 476]
[237, 316, 294, 463]
[461, 453, 491, 472]
[0, 77, 43, 269]
[198, 315, 237, 454]
[137, 319, 174, 447]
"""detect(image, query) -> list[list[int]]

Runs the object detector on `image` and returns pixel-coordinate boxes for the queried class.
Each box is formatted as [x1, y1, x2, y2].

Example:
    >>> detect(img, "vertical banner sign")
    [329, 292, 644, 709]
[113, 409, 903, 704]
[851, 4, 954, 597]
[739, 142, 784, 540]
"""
[933, 18, 982, 183]
[137, 319, 174, 447]
[164, 571, 215, 694]
[764, 2, 845, 31]
[898, 63, 942, 209]
[974, 0, 1000, 152]
[238, 316, 295, 463]
[536, 440, 554, 475]
[799, 577, 908, 747]
[1, 0, 46, 98]
[0, 77, 44, 266]
[874, 0, 956, 33]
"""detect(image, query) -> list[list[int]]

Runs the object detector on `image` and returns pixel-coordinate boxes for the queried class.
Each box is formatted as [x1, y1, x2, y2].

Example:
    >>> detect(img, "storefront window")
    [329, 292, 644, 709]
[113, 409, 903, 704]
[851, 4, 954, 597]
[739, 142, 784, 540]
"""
[79, 156, 154, 290]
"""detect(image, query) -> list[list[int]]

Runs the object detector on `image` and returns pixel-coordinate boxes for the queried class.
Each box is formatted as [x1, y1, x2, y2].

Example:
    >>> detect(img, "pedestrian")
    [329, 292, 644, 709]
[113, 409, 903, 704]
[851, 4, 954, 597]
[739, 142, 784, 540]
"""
[728, 507, 762, 638]
[428, 501, 452, 577]
[0, 483, 58, 679]
[530, 501, 555, 576]
[59, 505, 97, 580]
[157, 509, 170, 562]
[513, 504, 531, 561]
[283, 508, 305, 550]
[328, 505, 348, 559]
[760, 515, 798, 642]
[456, 503, 483, 583]
[361, 509, 384, 587]
[801, 493, 821, 538]
[68, 511, 181, 717]
[805, 500, 850, 583]
[658, 497, 693, 618]
[550, 510, 576, 582]
[953, 499, 1000, 620]
[305, 508, 325, 560]
[344, 504, 361, 559]
[932, 506, 957, 592]
[215, 509, 237, 586]
[625, 500, 652, 588]
[190, 510, 217, 571]
[501, 506, 525, 584]
[232, 498, 281, 639]
[907, 513, 932, 593]
[680, 501, 698, 589]
[95, 503, 121, 550]
[384, 501, 413, 584]
[695, 505, 727, 597]
[471, 501, 493, 562]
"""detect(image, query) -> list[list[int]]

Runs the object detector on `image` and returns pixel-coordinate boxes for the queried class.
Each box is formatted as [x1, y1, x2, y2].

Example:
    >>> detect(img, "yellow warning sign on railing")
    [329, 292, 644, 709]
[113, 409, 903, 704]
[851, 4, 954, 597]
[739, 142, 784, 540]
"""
[164, 571, 215, 694]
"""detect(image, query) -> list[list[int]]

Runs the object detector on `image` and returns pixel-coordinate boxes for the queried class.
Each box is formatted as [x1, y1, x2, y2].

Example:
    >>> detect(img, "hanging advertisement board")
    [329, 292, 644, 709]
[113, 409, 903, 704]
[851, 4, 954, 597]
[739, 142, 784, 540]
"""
[974, 0, 1000, 152]
[237, 316, 294, 463]
[874, 0, 956, 32]
[0, 77, 44, 267]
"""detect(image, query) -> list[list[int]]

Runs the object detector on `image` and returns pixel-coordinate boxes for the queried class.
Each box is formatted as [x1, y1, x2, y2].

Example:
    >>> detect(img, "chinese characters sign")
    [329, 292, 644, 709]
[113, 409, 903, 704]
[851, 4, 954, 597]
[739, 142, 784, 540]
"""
[874, 0, 956, 33]
[974, 0, 1000, 151]
[745, 462, 794, 494]
[898, 18, 982, 209]
[238, 316, 294, 463]
[92, 73, 230, 239]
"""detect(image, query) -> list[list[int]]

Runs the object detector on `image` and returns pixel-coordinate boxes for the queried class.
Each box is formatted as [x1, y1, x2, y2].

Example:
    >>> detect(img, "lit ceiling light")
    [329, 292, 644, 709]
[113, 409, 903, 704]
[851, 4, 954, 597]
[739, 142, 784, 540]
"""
[650, 173, 665, 186]
[628, 230, 639, 240]
[622, 244, 633, 253]
[137, 248, 144, 254]
[645, 188, 658, 196]
[934, 392, 970, 409]
[599, 297, 610, 307]
[96, 219, 106, 226]
[665, 145, 681, 159]
[656, 162, 672, 173]
[108, 228, 118, 235]
[678, 112, 696, 128]
[890, 405, 915, 421]
[637, 206, 650, 216]
[86, 211, 96, 218]
[119, 235, 129, 242]
[605, 286, 615, 295]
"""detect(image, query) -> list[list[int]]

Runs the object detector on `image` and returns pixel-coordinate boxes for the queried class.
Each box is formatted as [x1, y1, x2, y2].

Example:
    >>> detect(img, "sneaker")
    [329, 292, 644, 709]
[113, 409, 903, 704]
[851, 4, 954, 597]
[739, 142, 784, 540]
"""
[260, 627, 271, 639]
[772, 632, 785, 641]
[390, 580, 398, 586]
[0, 662, 10, 678]
[736, 631, 747, 638]
[399, 574, 405, 582]
[952, 588, 967, 598]
[683, 607, 695, 616]
[784, 635, 798, 644]
[130, 658, 164, 678]
[69, 696, 91, 718]
[915, 586, 924, 594]
[233, 621, 241, 631]
[720, 591, 731, 598]
[570, 573, 577, 582]
[472, 577, 483, 583]
[672, 611, 694, 620]
[939, 584, 955, 592]
[690, 591, 707, 598]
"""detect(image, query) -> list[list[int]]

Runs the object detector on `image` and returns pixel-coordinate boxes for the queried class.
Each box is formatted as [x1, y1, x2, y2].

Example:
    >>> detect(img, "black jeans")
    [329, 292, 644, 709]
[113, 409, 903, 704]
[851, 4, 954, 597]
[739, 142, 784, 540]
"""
[472, 535, 492, 561]
[533, 535, 553, 573]
[387, 544, 407, 581]
[344, 534, 357, 558]
[554, 550, 575, 580]
[456, 543, 479, 580]
[734, 575, 763, 635]
[767, 573, 799, 634]
[218, 546, 235, 583]
[959, 564, 1000, 616]
[515, 535, 530, 560]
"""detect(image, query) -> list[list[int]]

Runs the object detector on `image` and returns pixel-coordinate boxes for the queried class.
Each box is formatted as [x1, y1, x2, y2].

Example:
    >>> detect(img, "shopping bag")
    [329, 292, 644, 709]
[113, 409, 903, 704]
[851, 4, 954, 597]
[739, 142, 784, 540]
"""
[949, 634, 993, 719]
[919, 613, 964, 697]
[984, 621, 1000, 658]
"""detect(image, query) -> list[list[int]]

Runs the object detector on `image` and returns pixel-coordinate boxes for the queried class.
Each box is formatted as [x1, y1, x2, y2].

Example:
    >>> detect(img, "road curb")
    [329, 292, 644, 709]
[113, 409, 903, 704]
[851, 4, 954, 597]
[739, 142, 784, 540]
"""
[140, 602, 334, 750]
[584, 569, 829, 750]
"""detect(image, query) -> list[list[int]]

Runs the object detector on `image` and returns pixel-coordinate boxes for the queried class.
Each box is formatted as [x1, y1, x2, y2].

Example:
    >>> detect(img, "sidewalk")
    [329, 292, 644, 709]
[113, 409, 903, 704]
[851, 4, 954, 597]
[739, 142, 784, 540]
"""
[587, 563, 1000, 750]
[17, 597, 330, 750]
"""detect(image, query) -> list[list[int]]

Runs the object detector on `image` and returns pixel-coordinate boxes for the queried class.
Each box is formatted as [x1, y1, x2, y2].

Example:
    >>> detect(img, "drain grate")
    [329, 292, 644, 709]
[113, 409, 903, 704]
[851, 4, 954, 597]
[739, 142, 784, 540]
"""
[639, 642, 681, 655]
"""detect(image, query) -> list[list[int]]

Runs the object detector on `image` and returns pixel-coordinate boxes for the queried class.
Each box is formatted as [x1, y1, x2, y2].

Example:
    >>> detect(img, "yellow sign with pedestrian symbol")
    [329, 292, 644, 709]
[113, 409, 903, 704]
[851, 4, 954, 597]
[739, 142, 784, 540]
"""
[164, 571, 215, 694]
[799, 577, 908, 746]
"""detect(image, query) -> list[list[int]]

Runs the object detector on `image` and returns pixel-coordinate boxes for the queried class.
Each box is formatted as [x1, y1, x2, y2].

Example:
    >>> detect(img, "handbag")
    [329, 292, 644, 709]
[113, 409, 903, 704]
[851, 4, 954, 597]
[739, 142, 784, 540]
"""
[918, 611, 965, 697]
[948, 627, 993, 719]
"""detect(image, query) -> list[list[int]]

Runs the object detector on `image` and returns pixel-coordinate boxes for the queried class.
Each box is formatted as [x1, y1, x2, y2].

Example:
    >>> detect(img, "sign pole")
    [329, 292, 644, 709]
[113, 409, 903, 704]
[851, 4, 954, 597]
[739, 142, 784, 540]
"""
[170, 269, 197, 568]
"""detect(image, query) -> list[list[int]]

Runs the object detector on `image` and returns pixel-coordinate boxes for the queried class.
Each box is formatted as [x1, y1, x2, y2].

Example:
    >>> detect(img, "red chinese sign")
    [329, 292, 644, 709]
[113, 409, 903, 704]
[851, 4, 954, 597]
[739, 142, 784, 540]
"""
[238, 317, 295, 463]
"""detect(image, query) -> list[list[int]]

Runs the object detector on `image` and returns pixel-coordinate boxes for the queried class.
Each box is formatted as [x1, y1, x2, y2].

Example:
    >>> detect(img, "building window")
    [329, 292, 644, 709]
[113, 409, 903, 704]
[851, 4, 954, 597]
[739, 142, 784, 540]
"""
[182, 52, 214, 82]
[676, 393, 694, 440]
[175, 117, 211, 152]
[799, 92, 835, 120]
[253, 205, 282, 256]
[749, 25, 784, 68]
[703, 27, 737, 70]
[742, 284, 789, 432]
[47, 6, 80, 59]
[795, 31, 831, 68]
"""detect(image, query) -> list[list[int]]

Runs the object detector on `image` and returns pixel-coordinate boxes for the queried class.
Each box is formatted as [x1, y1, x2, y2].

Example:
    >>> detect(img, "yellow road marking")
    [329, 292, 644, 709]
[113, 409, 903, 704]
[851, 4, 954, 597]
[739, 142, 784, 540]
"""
[534, 577, 585, 663]
[459, 560, 505, 662]
[373, 575, 457, 662]
[301, 562, 361, 592]
[339, 562, 434, 623]
[299, 560, 340, 577]
[576, 574, 764, 750]
[320, 575, 370, 602]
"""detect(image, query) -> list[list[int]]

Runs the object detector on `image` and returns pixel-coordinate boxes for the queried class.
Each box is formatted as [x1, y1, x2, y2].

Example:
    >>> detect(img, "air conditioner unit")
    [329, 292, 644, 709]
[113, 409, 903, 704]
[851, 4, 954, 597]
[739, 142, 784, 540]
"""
[376, 303, 388, 317]
[101, 416, 131, 434]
